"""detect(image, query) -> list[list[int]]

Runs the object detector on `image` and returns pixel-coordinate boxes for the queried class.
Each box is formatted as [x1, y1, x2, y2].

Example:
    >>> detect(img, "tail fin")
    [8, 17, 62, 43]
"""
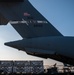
[0, 0, 63, 38]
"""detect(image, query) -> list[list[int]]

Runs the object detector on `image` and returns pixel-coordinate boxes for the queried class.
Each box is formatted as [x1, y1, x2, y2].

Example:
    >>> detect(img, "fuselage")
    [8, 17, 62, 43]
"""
[22, 36, 74, 59]
[5, 36, 74, 64]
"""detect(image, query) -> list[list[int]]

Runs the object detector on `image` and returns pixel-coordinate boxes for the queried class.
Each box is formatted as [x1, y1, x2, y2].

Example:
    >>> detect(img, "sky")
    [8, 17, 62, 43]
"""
[0, 0, 74, 66]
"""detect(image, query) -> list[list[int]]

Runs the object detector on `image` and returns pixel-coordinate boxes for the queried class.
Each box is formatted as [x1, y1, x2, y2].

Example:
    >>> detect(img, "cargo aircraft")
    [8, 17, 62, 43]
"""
[0, 0, 74, 65]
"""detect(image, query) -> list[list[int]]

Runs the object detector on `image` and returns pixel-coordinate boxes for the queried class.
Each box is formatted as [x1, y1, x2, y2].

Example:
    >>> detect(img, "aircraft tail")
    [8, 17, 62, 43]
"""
[0, 0, 63, 38]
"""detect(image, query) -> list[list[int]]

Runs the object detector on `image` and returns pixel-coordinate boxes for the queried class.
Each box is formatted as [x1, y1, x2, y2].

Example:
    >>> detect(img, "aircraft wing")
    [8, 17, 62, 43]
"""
[0, 0, 63, 38]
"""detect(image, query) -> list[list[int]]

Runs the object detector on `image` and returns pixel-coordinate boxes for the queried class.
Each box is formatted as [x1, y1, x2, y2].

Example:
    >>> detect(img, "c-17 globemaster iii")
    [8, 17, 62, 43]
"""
[0, 0, 74, 65]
